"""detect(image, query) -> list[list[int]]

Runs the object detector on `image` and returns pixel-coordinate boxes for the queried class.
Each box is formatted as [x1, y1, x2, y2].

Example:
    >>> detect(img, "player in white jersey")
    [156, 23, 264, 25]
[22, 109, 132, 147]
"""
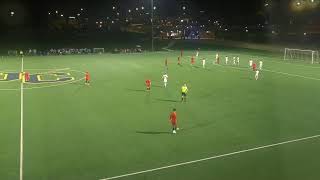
[255, 70, 260, 80]
[225, 56, 229, 65]
[237, 56, 240, 66]
[162, 74, 168, 88]
[259, 60, 263, 70]
[196, 51, 199, 58]
[249, 60, 253, 67]
[202, 58, 206, 68]
[233, 57, 236, 65]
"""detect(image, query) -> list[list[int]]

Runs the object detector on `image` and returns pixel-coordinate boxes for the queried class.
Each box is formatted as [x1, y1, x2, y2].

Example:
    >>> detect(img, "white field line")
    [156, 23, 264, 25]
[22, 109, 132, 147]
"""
[194, 52, 320, 69]
[23, 77, 85, 90]
[0, 69, 85, 91]
[26, 68, 71, 75]
[212, 63, 320, 82]
[265, 58, 320, 69]
[24, 68, 70, 71]
[263, 69, 320, 81]
[176, 55, 320, 82]
[0, 88, 20, 91]
[162, 48, 174, 52]
[19, 57, 24, 180]
[100, 134, 320, 180]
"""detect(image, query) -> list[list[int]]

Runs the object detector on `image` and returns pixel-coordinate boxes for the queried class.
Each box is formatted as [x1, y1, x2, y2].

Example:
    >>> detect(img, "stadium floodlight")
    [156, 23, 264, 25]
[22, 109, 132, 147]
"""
[284, 48, 319, 64]
[142, 6, 145, 10]
[112, 6, 116, 10]
[128, 9, 131, 13]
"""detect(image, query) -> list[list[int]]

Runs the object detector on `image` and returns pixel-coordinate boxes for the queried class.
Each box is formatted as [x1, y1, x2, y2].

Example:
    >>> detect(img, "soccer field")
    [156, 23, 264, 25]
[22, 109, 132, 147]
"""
[1, 49, 320, 180]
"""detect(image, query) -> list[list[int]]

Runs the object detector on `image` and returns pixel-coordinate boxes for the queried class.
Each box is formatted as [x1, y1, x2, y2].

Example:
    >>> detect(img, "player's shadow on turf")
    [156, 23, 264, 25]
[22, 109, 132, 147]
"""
[136, 131, 171, 135]
[153, 84, 162, 88]
[71, 82, 89, 93]
[183, 121, 215, 131]
[125, 88, 146, 92]
[155, 98, 180, 103]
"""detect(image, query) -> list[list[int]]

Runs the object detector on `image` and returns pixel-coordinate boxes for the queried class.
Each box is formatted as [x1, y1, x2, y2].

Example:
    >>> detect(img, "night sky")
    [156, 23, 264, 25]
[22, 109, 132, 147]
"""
[0, 0, 266, 27]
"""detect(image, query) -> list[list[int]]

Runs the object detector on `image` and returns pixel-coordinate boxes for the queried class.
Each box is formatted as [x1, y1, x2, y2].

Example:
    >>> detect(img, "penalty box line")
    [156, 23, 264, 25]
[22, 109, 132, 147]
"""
[100, 134, 320, 180]
[212, 63, 320, 82]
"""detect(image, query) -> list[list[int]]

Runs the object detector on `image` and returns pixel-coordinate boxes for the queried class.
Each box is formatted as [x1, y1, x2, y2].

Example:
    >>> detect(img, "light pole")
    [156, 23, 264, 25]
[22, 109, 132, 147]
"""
[151, 0, 154, 51]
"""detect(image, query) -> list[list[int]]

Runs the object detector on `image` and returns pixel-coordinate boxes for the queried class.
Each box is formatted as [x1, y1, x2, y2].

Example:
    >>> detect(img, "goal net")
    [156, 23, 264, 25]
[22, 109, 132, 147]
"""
[8, 50, 18, 56]
[284, 48, 319, 64]
[93, 48, 105, 54]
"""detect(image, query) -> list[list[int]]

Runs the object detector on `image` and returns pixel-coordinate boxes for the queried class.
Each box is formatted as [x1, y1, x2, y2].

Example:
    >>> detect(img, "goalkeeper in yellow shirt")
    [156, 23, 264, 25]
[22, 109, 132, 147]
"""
[181, 84, 188, 102]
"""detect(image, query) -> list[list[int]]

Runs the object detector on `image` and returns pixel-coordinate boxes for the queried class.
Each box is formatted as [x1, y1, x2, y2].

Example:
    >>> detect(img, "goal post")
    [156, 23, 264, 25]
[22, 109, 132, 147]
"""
[93, 48, 105, 54]
[284, 48, 319, 64]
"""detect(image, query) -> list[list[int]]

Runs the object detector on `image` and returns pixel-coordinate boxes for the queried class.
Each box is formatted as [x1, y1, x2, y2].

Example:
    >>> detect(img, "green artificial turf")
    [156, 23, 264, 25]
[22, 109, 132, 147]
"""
[0, 49, 320, 180]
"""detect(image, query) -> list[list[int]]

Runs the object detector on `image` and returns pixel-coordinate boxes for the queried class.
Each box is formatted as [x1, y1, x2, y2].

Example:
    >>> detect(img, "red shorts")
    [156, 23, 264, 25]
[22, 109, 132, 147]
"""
[171, 120, 177, 126]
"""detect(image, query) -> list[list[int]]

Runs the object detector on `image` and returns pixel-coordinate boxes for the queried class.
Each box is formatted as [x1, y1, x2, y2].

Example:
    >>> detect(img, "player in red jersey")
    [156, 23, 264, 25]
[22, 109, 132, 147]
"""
[191, 56, 195, 66]
[25, 72, 30, 82]
[252, 63, 257, 71]
[169, 108, 178, 134]
[85, 72, 90, 85]
[145, 79, 151, 91]
[165, 58, 168, 70]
